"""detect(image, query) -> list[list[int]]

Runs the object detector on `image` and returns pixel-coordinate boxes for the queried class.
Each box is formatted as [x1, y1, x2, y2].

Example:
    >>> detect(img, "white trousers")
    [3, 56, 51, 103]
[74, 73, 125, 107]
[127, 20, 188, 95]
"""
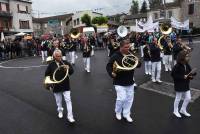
[140, 45, 144, 57]
[69, 51, 75, 64]
[151, 61, 161, 81]
[41, 51, 47, 61]
[91, 46, 94, 56]
[144, 61, 151, 75]
[83, 57, 91, 72]
[163, 55, 172, 71]
[173, 90, 191, 113]
[114, 85, 134, 117]
[54, 91, 74, 119]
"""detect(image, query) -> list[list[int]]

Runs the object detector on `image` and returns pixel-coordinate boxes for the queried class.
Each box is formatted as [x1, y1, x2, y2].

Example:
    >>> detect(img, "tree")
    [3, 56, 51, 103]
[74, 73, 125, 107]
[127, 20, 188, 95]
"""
[140, 0, 148, 13]
[81, 14, 92, 26]
[149, 0, 162, 9]
[92, 16, 108, 25]
[130, 0, 139, 15]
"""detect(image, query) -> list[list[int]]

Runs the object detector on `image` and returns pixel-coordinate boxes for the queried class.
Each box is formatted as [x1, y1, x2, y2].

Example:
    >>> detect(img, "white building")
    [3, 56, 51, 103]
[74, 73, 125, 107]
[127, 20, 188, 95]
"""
[0, 0, 33, 35]
[9, 0, 33, 33]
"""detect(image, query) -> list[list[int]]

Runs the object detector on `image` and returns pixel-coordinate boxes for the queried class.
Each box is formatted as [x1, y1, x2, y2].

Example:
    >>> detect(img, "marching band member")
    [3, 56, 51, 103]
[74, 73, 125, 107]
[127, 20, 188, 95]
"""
[41, 39, 49, 62]
[143, 43, 151, 75]
[172, 37, 183, 65]
[106, 39, 141, 123]
[108, 37, 119, 57]
[150, 37, 162, 83]
[45, 49, 75, 123]
[69, 38, 77, 65]
[161, 35, 173, 72]
[82, 36, 92, 73]
[171, 50, 196, 118]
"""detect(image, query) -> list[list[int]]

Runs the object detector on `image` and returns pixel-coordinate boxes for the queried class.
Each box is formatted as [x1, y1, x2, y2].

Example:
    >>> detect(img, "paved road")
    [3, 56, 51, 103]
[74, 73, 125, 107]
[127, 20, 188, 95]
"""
[0, 41, 200, 134]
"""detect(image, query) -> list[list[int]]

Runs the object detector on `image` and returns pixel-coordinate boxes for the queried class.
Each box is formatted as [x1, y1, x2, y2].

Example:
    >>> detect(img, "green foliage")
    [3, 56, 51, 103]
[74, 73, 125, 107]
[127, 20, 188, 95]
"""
[81, 14, 92, 26]
[130, 0, 139, 15]
[92, 16, 108, 25]
[140, 0, 148, 13]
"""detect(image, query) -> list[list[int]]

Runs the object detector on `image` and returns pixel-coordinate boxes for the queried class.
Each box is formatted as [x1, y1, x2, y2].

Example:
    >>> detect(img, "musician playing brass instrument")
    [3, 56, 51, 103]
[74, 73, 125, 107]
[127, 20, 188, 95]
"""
[149, 37, 162, 83]
[143, 43, 151, 75]
[106, 39, 141, 123]
[45, 49, 75, 123]
[82, 36, 92, 72]
[160, 35, 173, 72]
[171, 50, 197, 118]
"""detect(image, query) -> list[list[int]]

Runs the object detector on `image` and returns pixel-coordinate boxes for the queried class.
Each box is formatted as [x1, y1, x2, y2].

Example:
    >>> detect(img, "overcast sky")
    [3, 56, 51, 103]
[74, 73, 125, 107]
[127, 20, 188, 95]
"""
[32, 0, 174, 17]
[32, 0, 140, 17]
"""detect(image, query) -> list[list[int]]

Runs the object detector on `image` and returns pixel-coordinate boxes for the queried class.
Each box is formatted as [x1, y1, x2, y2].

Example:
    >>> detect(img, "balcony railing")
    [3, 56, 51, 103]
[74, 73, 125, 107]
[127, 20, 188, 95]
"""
[0, 11, 12, 18]
[0, 27, 10, 32]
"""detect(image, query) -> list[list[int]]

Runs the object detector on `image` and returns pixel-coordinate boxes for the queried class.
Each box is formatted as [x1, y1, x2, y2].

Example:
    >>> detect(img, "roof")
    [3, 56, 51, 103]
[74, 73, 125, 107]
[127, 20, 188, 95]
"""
[33, 13, 73, 23]
[124, 13, 147, 20]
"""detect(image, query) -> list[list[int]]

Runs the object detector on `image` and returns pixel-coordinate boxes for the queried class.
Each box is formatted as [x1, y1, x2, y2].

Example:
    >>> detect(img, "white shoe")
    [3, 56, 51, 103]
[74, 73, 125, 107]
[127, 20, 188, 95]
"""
[68, 117, 75, 123]
[156, 80, 162, 83]
[116, 114, 122, 120]
[152, 79, 156, 82]
[145, 72, 148, 75]
[58, 111, 63, 119]
[173, 112, 182, 118]
[180, 110, 191, 117]
[124, 115, 133, 123]
[87, 70, 90, 73]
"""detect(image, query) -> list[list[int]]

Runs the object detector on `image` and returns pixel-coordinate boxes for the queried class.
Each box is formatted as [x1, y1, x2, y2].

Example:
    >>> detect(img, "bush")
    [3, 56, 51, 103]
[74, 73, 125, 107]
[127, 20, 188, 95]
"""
[191, 27, 200, 35]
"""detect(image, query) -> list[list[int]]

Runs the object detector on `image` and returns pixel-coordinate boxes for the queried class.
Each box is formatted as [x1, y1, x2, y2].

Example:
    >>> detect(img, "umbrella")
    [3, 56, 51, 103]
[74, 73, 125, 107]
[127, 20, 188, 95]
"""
[15, 32, 27, 36]
[1, 32, 5, 41]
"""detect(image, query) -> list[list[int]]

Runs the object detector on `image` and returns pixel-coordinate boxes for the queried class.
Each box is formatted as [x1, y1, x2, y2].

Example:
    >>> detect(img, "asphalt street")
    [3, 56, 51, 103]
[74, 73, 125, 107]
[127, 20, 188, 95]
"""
[0, 40, 200, 134]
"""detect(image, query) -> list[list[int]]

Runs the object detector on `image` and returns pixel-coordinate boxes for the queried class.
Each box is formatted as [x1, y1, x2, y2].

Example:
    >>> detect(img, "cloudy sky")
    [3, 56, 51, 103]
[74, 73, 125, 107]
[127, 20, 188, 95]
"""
[32, 0, 174, 17]
[32, 0, 140, 17]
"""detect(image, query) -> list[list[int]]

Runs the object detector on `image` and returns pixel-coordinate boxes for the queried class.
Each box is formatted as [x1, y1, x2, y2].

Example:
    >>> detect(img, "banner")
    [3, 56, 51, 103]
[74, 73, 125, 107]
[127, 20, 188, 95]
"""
[132, 15, 159, 32]
[171, 17, 189, 30]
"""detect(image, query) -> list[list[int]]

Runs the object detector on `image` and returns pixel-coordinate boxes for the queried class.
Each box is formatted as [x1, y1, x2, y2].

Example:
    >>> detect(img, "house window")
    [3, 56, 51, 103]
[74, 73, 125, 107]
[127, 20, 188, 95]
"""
[77, 18, 80, 25]
[168, 11, 173, 18]
[189, 22, 193, 28]
[19, 20, 30, 29]
[1, 3, 7, 11]
[17, 4, 29, 13]
[154, 13, 158, 19]
[188, 4, 194, 15]
[74, 20, 76, 26]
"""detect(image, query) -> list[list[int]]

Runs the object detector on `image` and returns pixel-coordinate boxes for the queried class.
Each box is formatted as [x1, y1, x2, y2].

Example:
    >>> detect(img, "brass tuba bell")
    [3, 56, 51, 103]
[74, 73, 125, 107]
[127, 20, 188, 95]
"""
[160, 23, 172, 35]
[70, 28, 80, 39]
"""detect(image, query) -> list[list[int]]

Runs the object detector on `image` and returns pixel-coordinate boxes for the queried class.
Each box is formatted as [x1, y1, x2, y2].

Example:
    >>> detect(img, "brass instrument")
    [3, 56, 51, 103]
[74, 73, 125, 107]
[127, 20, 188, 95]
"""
[160, 23, 172, 35]
[70, 28, 80, 39]
[112, 42, 120, 49]
[83, 43, 91, 53]
[44, 61, 69, 90]
[113, 52, 139, 73]
[112, 25, 139, 73]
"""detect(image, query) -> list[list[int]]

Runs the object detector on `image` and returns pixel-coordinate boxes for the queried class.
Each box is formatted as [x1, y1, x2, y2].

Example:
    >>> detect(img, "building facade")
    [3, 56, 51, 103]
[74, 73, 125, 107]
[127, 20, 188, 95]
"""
[181, 0, 200, 28]
[0, 0, 33, 35]
[32, 13, 73, 37]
